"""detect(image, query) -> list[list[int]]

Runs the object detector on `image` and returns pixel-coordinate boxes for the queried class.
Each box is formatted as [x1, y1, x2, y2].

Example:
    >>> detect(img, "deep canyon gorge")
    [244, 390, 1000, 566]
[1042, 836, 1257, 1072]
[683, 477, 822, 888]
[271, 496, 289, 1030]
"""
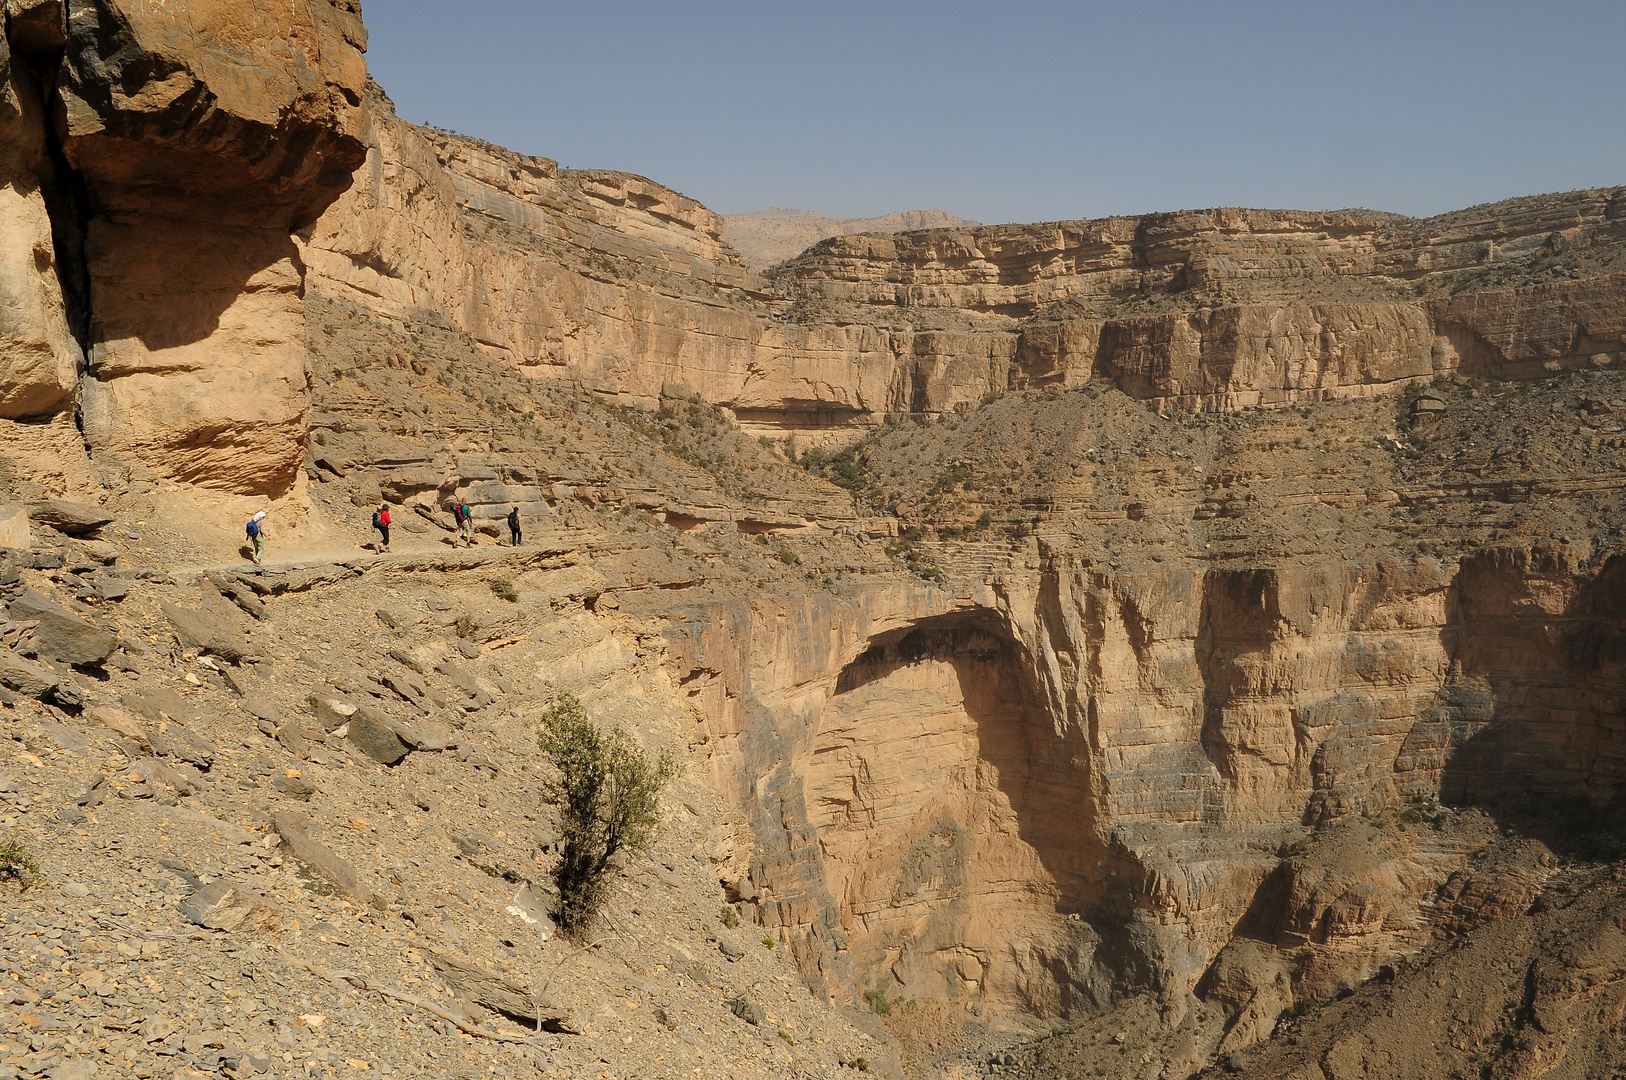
[1, 3, 1625, 1079]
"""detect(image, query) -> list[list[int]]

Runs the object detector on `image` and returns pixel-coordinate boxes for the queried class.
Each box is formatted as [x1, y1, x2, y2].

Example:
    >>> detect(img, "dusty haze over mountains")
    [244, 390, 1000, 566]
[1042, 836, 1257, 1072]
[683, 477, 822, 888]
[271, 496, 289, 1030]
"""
[722, 209, 979, 271]
[0, 4, 1624, 1080]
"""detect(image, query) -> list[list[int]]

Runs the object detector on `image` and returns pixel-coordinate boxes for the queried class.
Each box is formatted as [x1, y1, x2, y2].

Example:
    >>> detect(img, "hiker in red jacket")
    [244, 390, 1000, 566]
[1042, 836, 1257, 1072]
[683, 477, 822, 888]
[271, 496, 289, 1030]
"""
[373, 503, 392, 552]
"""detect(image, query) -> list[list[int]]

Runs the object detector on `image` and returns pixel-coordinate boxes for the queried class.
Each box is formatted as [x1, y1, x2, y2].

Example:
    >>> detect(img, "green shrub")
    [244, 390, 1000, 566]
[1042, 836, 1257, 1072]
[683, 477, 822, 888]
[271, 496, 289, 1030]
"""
[720, 904, 741, 929]
[537, 693, 674, 936]
[489, 577, 519, 603]
[761, 936, 776, 950]
[0, 833, 41, 889]
[862, 988, 892, 1016]
[454, 612, 479, 638]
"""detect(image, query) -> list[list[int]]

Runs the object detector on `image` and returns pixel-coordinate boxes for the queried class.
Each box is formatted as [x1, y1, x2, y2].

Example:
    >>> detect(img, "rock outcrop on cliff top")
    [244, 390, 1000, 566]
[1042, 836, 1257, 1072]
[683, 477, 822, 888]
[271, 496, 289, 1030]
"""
[3, 4, 1626, 1079]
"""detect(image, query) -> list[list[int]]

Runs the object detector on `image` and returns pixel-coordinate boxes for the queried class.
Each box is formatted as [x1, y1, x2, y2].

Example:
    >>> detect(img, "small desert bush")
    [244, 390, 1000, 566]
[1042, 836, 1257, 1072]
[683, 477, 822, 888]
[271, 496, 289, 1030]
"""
[489, 577, 519, 603]
[537, 693, 674, 936]
[0, 833, 41, 889]
[862, 988, 892, 1016]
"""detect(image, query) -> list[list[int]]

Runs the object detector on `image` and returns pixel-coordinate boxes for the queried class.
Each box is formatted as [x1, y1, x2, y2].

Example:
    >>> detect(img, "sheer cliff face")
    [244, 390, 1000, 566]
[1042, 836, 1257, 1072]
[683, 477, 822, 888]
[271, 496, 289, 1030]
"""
[647, 373, 1626, 1021]
[0, 0, 367, 496]
[781, 201, 1626, 409]
[0, 21, 78, 424]
[660, 532, 1626, 1023]
[303, 96, 1626, 446]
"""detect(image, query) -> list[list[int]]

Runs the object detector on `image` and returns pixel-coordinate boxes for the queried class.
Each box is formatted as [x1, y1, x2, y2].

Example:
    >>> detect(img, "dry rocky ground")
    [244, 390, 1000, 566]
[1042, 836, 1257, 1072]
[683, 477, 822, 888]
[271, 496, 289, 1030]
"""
[0, 520, 901, 1080]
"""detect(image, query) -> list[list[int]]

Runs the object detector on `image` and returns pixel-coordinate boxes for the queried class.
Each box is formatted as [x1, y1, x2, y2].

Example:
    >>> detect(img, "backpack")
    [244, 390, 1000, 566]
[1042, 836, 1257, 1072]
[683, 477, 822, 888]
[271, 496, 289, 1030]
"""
[245, 519, 258, 539]
[372, 511, 382, 529]
[452, 505, 464, 523]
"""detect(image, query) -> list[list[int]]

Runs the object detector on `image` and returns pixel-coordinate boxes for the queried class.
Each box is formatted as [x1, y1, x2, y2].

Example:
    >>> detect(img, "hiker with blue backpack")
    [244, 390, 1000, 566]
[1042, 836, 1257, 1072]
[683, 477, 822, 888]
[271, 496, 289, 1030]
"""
[245, 511, 267, 564]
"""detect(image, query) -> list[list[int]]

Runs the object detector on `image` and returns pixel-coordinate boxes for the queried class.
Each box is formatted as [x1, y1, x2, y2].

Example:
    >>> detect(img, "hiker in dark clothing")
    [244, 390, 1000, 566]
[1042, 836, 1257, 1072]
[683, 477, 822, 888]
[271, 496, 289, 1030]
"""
[373, 503, 391, 552]
[508, 506, 522, 546]
[451, 500, 469, 544]
[461, 500, 474, 545]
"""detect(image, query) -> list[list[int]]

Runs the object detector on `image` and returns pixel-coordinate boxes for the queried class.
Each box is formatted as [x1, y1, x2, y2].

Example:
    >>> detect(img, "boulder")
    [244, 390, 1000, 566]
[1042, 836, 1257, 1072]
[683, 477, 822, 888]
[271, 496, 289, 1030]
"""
[378, 668, 427, 708]
[272, 811, 373, 906]
[307, 687, 358, 731]
[0, 646, 58, 698]
[204, 573, 268, 620]
[426, 949, 574, 1030]
[161, 587, 253, 661]
[91, 570, 129, 602]
[178, 878, 282, 933]
[27, 500, 113, 535]
[86, 705, 149, 746]
[70, 538, 120, 565]
[122, 690, 215, 768]
[345, 710, 409, 765]
[387, 714, 454, 753]
[141, 722, 217, 770]
[7, 587, 116, 665]
[141, 803, 254, 844]
[126, 758, 204, 798]
[728, 994, 764, 1026]
[0, 505, 29, 550]
[122, 687, 197, 725]
[272, 775, 316, 801]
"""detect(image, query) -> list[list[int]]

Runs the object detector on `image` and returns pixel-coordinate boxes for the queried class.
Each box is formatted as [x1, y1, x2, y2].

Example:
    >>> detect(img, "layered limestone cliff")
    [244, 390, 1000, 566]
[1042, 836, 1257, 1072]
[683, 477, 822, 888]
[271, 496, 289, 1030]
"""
[302, 91, 1626, 446]
[643, 374, 1626, 1058]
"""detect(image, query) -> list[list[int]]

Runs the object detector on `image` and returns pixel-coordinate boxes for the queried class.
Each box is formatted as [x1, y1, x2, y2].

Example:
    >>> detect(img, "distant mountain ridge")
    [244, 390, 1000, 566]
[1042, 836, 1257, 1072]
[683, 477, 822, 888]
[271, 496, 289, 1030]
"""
[722, 206, 979, 270]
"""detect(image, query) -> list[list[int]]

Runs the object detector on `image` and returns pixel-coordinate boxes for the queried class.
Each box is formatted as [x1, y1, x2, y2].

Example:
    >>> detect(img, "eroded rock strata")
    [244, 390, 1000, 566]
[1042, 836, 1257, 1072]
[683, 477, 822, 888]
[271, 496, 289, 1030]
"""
[1, 4, 1625, 1078]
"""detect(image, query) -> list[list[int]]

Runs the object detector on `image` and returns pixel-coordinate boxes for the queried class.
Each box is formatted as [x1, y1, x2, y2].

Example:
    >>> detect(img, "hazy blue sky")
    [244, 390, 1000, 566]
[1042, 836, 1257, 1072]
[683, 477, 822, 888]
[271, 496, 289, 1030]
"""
[366, 2, 1625, 225]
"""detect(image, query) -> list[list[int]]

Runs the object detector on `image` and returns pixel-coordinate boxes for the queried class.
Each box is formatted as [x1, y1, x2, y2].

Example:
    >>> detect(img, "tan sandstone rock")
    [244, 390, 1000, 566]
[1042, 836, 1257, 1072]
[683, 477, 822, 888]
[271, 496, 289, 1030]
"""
[52, 0, 369, 495]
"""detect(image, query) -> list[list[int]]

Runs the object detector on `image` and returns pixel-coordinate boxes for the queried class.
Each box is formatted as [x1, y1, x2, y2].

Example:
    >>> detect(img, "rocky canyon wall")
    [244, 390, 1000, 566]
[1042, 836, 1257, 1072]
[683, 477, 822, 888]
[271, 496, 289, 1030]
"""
[0, 0, 368, 498]
[4, 3, 1621, 487]
[657, 533, 1626, 1032]
[3, 2, 1626, 1062]
[303, 94, 1626, 443]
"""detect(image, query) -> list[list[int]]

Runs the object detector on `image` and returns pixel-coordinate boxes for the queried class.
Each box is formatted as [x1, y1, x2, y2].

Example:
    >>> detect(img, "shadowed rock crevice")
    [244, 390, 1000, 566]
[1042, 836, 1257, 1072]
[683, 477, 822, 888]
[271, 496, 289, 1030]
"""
[1435, 548, 1626, 818]
[804, 609, 1106, 1016]
[1196, 569, 1307, 803]
[5, 8, 92, 372]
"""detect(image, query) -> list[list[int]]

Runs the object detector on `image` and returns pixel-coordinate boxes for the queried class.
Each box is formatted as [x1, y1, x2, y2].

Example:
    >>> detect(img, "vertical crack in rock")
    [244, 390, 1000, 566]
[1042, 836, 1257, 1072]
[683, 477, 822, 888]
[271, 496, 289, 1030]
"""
[29, 54, 91, 369]
[5, 0, 94, 440]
